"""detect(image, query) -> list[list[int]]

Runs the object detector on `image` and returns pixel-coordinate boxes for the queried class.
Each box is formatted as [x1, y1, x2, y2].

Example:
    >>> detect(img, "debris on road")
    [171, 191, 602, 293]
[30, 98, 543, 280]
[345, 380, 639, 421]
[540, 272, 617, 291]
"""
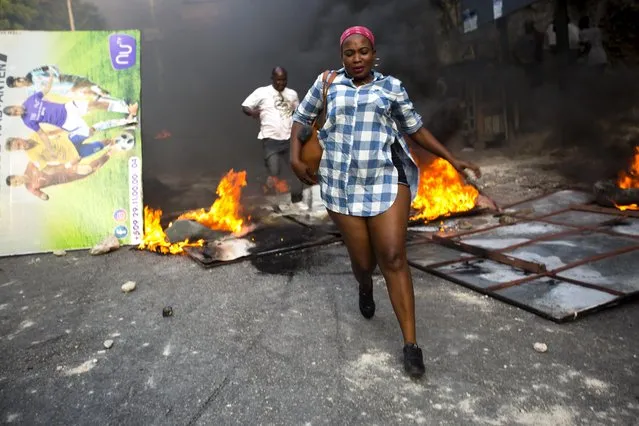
[52, 250, 67, 257]
[165, 219, 227, 244]
[533, 342, 548, 353]
[457, 220, 473, 230]
[499, 215, 518, 225]
[62, 359, 98, 376]
[162, 306, 173, 317]
[90, 235, 120, 256]
[103, 339, 114, 349]
[121, 281, 136, 293]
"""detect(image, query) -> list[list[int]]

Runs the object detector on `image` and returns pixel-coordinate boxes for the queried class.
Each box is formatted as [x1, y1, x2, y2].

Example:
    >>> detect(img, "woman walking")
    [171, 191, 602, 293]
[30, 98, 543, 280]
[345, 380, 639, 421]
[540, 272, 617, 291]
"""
[290, 26, 480, 377]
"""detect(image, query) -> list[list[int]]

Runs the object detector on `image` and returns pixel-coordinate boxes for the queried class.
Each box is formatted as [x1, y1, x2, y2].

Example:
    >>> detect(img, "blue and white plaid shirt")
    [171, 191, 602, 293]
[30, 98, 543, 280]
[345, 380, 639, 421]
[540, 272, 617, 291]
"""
[293, 68, 422, 216]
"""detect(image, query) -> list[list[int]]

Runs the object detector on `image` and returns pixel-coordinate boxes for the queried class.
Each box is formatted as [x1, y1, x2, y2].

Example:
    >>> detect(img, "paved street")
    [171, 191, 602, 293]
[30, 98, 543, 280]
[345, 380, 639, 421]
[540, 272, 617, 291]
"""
[1, 242, 637, 425]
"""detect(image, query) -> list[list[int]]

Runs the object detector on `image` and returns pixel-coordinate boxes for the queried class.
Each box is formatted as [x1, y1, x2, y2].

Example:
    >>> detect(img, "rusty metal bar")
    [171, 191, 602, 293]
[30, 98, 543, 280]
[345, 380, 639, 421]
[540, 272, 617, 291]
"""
[519, 207, 573, 221]
[527, 216, 639, 240]
[412, 253, 484, 270]
[548, 276, 627, 296]
[407, 207, 490, 228]
[500, 190, 564, 210]
[571, 204, 639, 218]
[485, 245, 639, 293]
[548, 245, 639, 275]
[408, 262, 571, 323]
[424, 222, 508, 240]
[432, 234, 547, 274]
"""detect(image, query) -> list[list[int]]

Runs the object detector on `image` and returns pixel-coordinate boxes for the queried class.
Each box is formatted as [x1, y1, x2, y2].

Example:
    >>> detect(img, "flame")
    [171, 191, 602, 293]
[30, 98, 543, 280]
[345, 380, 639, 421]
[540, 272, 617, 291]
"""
[264, 176, 289, 194]
[410, 156, 479, 222]
[617, 146, 639, 189]
[615, 203, 638, 211]
[178, 169, 247, 233]
[154, 129, 172, 140]
[138, 206, 204, 254]
[138, 169, 248, 254]
[614, 146, 639, 211]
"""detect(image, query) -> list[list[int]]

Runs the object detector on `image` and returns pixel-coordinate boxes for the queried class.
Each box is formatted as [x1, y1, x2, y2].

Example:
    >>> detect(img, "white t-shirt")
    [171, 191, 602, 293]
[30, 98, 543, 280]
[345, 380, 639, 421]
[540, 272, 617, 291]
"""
[580, 28, 608, 66]
[241, 85, 299, 140]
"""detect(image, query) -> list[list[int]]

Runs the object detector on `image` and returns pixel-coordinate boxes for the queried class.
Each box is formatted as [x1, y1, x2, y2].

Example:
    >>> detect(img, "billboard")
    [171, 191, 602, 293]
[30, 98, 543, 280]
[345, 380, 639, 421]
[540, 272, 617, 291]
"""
[0, 30, 143, 256]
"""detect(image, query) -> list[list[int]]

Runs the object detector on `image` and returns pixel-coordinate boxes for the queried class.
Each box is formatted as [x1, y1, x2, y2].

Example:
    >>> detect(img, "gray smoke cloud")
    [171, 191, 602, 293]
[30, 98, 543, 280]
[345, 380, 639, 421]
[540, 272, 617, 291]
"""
[83, 0, 638, 206]
[84, 0, 449, 190]
[296, 0, 459, 145]
[300, 0, 442, 98]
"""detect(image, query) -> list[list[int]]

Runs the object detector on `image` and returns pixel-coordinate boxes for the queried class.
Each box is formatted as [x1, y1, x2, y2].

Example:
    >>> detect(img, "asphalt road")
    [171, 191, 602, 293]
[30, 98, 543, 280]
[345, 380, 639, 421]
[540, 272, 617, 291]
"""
[0, 244, 637, 425]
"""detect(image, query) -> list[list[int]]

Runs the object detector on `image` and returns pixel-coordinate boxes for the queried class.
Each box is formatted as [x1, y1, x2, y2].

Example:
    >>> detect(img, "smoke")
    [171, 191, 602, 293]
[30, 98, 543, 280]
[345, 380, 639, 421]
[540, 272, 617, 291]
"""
[544, 66, 639, 184]
[84, 0, 638, 206]
[300, 0, 442, 98]
[81, 0, 452, 209]
[297, 0, 459, 144]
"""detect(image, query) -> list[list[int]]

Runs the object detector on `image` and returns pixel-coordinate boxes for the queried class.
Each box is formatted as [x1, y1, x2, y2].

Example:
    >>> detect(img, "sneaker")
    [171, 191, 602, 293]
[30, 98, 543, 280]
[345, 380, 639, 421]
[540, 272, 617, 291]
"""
[359, 289, 375, 319]
[403, 343, 426, 378]
[291, 201, 309, 212]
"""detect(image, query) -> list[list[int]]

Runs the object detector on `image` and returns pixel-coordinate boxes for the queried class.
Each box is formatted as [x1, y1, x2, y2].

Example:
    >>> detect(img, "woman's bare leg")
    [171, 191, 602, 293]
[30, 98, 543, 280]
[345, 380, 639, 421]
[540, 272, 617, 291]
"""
[367, 185, 415, 343]
[327, 210, 377, 315]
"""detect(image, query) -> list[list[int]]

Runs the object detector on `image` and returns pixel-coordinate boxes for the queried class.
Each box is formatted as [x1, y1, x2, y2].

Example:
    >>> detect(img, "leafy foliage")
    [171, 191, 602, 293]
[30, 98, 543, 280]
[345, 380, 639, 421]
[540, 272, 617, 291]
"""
[0, 0, 105, 31]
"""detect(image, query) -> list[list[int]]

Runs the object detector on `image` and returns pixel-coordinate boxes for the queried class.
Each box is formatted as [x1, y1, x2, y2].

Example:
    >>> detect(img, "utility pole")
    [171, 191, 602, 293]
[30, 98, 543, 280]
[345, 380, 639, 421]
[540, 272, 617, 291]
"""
[67, 0, 76, 31]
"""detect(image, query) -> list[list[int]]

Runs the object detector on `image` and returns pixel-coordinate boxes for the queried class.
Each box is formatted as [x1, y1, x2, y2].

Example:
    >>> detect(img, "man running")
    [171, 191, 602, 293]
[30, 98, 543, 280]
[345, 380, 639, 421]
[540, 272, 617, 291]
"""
[3, 75, 137, 158]
[242, 66, 307, 211]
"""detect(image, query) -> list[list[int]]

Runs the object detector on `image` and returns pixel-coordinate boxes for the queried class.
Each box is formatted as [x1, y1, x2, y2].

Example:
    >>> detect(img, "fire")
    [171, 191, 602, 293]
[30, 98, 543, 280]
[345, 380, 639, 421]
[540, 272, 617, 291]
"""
[138, 206, 204, 255]
[614, 146, 639, 211]
[410, 157, 479, 222]
[617, 146, 639, 189]
[178, 169, 247, 233]
[615, 203, 638, 211]
[138, 169, 248, 254]
[265, 176, 289, 194]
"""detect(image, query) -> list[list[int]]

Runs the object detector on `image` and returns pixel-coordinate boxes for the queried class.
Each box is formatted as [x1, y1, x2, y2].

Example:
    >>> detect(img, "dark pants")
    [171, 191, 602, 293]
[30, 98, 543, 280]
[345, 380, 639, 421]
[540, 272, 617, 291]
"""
[262, 138, 303, 203]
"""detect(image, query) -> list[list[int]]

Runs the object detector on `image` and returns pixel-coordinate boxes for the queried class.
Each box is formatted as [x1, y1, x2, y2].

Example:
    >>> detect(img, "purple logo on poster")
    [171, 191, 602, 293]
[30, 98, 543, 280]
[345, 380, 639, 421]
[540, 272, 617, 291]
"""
[113, 209, 127, 222]
[109, 34, 136, 70]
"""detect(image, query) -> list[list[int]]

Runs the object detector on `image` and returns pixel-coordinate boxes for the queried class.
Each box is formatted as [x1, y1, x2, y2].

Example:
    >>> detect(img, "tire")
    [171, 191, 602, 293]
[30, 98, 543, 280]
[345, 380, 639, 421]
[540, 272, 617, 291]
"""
[593, 179, 639, 207]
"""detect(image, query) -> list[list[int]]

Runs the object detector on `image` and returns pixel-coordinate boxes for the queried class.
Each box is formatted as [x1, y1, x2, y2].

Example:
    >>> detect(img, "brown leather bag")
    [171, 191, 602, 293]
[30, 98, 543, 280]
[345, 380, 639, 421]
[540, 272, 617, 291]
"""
[300, 70, 337, 177]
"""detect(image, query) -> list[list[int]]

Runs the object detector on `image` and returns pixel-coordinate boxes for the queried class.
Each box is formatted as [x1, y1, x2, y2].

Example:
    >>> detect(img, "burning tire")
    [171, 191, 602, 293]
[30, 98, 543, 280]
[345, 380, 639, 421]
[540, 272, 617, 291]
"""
[593, 179, 639, 207]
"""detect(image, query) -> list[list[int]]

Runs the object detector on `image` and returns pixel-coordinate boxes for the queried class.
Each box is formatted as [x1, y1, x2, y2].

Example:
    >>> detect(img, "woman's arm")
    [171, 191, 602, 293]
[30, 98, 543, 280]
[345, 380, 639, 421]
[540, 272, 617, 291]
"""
[289, 74, 327, 185]
[407, 128, 481, 178]
[390, 78, 481, 178]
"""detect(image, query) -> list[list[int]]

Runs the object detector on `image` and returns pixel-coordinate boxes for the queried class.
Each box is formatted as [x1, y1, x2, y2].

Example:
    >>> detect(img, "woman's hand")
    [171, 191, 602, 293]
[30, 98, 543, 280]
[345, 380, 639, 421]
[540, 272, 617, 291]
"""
[451, 159, 481, 179]
[291, 160, 318, 185]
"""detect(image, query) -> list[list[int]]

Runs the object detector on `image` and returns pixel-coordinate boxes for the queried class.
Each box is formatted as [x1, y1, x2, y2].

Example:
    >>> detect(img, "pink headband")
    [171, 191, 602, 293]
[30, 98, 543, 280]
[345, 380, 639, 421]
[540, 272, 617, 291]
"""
[340, 26, 375, 48]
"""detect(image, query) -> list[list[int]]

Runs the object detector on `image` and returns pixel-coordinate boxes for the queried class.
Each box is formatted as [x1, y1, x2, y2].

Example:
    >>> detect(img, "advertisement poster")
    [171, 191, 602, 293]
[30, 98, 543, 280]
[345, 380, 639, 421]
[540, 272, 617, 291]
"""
[0, 31, 143, 256]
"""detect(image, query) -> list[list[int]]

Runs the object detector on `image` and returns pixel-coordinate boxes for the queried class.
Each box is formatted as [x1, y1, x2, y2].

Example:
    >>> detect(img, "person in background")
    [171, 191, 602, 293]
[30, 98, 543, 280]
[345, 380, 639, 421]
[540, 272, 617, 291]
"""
[242, 67, 307, 211]
[290, 26, 481, 378]
[578, 16, 608, 73]
[514, 20, 545, 88]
